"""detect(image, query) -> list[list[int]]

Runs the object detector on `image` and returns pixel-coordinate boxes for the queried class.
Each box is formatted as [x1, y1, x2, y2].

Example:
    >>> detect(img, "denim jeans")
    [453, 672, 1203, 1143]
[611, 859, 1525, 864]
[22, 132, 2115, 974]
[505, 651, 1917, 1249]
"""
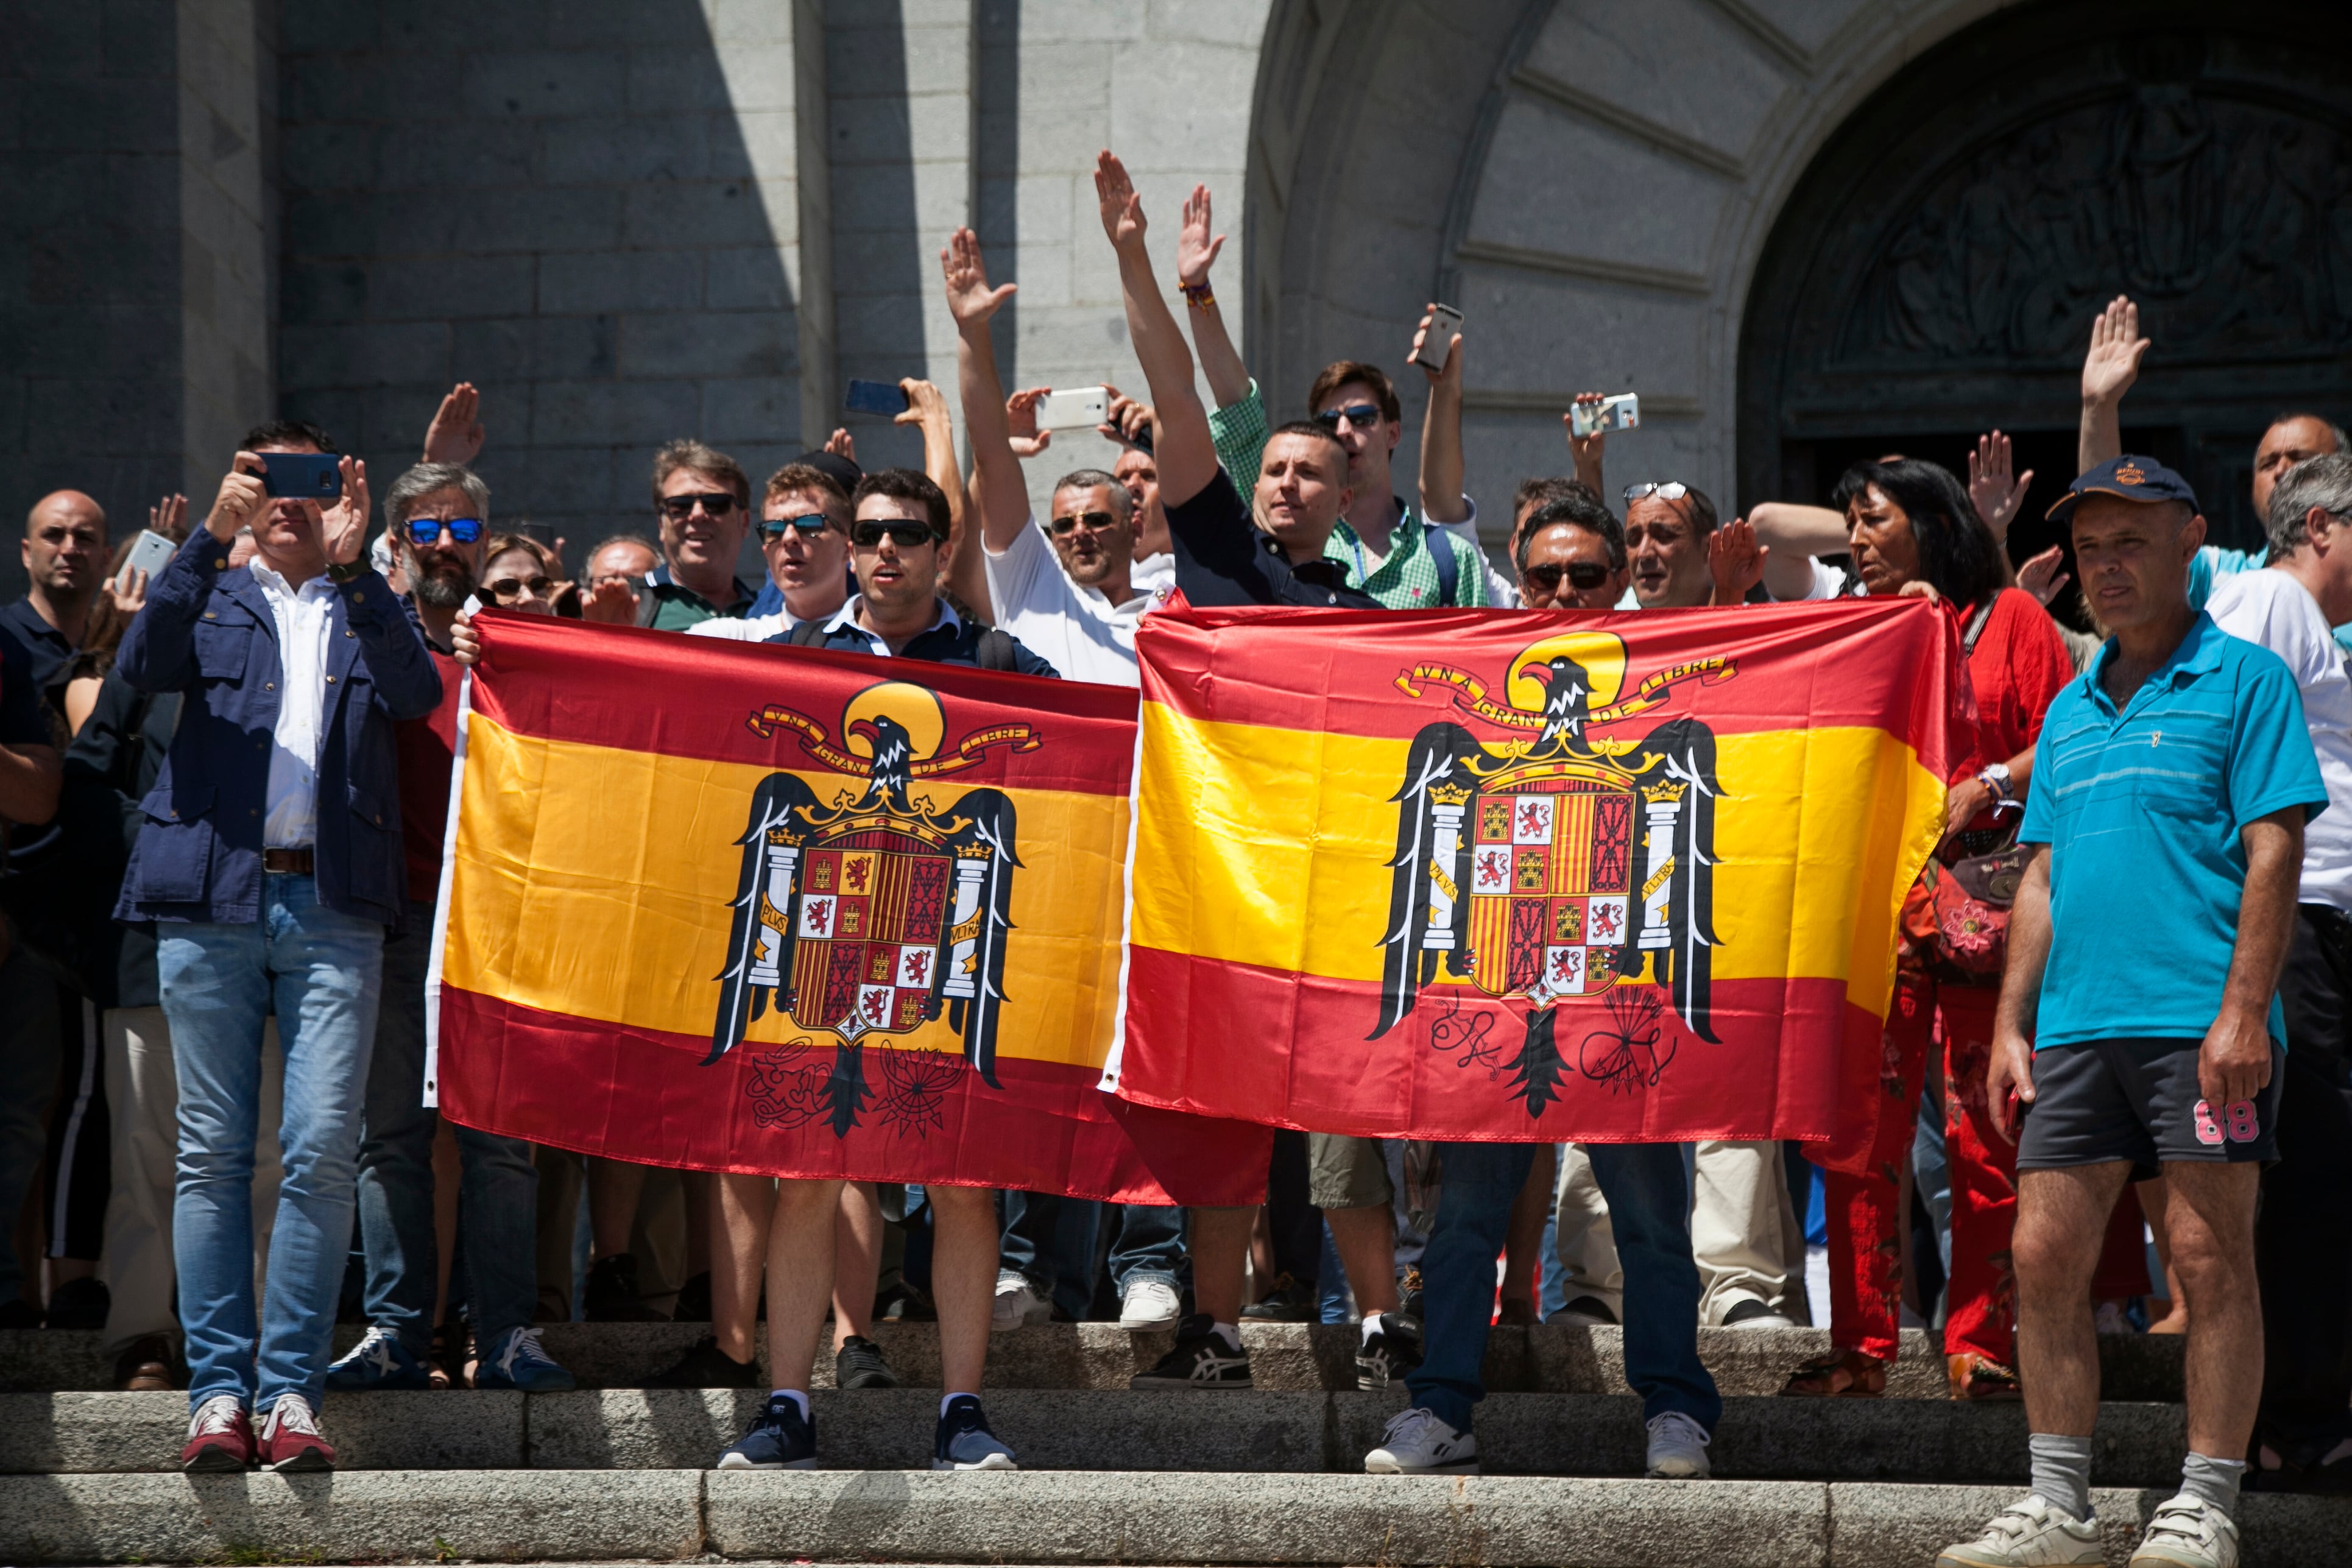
[355, 903, 538, 1354]
[161, 875, 383, 1412]
[1104, 1203, 1184, 1293]
[1000, 1190, 1099, 1318]
[0, 946, 61, 1310]
[1408, 1139, 1721, 1435]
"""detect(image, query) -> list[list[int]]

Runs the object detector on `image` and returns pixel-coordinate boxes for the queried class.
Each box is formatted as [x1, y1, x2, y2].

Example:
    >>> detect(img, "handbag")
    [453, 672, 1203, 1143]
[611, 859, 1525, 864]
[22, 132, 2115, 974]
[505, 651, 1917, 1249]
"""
[1904, 596, 2024, 982]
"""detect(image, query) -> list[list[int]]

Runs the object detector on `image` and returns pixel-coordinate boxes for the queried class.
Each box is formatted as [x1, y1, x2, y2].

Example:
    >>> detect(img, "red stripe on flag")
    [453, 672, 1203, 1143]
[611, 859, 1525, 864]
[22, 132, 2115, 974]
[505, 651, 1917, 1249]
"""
[437, 985, 1269, 1204]
[1112, 946, 1881, 1168]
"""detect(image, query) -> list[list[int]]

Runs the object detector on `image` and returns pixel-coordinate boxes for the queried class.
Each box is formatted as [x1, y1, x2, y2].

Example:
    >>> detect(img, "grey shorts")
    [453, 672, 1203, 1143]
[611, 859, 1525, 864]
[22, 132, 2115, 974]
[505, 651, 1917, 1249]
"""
[1306, 1133, 1393, 1210]
[2015, 1036, 2283, 1183]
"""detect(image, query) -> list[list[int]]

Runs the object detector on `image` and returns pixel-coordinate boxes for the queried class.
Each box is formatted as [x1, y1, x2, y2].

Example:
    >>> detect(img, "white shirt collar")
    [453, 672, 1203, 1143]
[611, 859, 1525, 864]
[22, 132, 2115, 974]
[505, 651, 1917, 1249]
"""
[825, 595, 959, 640]
[248, 560, 334, 600]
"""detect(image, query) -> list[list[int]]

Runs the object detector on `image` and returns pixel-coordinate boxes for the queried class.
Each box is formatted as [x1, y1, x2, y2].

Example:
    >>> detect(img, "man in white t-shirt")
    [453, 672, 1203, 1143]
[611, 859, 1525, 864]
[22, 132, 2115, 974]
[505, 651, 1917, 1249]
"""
[2202, 451, 2352, 1492]
[685, 464, 853, 643]
[945, 225, 1148, 690]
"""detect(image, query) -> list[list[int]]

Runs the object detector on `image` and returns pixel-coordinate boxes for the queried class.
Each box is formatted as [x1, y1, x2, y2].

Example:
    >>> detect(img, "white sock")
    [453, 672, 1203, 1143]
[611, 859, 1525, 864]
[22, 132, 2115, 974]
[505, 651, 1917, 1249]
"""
[769, 1388, 810, 1421]
[940, 1391, 978, 1418]
[1209, 1321, 1242, 1352]
[1360, 1315, 1386, 1347]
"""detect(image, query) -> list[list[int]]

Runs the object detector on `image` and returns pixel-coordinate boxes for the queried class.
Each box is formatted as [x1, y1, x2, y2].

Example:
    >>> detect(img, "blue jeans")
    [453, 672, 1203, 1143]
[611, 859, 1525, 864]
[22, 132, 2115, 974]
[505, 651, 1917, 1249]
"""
[355, 904, 538, 1354]
[161, 875, 383, 1412]
[1003, 1195, 1186, 1316]
[1106, 1203, 1184, 1293]
[1408, 1140, 1722, 1435]
[0, 947, 61, 1310]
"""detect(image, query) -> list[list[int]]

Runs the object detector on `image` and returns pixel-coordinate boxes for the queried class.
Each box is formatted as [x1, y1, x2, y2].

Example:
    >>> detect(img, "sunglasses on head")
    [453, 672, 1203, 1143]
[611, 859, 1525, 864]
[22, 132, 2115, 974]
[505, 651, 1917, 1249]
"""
[406, 517, 483, 545]
[850, 520, 938, 549]
[759, 514, 832, 539]
[1522, 562, 1611, 593]
[1048, 510, 1118, 535]
[1622, 481, 1690, 504]
[1313, 403, 1383, 432]
[659, 492, 738, 520]
[484, 575, 551, 600]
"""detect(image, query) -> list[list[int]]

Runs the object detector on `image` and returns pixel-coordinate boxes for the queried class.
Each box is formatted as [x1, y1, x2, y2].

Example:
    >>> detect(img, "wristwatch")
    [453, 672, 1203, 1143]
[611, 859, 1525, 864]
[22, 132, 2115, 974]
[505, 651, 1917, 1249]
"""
[1976, 762, 2013, 802]
[325, 557, 369, 584]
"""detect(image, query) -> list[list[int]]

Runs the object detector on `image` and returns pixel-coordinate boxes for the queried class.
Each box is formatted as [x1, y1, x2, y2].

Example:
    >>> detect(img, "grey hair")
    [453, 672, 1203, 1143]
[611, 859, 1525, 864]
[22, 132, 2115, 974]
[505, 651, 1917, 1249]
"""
[382, 462, 490, 530]
[2267, 453, 2352, 558]
[1051, 468, 1134, 523]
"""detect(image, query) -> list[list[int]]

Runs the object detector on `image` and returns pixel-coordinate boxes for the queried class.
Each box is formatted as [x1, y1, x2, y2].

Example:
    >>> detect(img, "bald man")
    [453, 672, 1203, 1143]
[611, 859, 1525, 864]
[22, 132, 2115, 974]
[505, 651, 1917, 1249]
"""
[5, 490, 110, 724]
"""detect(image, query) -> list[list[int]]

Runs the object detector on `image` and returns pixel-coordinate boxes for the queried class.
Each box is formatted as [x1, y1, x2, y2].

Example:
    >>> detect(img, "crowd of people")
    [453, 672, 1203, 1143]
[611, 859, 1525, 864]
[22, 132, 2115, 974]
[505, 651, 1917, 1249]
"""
[0, 149, 2346, 1567]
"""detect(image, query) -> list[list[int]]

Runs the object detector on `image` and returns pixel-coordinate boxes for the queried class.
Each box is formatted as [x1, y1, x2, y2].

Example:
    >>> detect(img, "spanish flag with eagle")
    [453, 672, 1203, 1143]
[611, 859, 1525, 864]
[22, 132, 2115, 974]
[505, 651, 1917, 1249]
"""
[426, 611, 1268, 1204]
[1106, 598, 1964, 1168]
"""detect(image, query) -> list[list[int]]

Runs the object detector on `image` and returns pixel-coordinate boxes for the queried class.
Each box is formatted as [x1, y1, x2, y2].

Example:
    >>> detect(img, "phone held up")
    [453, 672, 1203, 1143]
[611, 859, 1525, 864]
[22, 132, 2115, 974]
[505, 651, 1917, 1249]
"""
[1409, 304, 1463, 373]
[122, 528, 177, 584]
[260, 453, 343, 501]
[845, 378, 911, 417]
[1570, 393, 1640, 440]
[1036, 386, 1110, 430]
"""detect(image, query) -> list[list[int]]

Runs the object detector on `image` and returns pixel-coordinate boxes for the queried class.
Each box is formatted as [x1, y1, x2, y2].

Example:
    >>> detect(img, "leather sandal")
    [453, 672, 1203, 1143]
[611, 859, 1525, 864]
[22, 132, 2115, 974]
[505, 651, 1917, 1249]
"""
[1778, 1347, 1888, 1397]
[1948, 1351, 2023, 1401]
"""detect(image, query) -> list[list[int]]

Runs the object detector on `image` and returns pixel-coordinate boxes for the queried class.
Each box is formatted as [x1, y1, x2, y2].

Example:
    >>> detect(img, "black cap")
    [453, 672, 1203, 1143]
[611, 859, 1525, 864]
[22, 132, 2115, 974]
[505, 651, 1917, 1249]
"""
[2046, 454, 2198, 523]
[795, 449, 863, 498]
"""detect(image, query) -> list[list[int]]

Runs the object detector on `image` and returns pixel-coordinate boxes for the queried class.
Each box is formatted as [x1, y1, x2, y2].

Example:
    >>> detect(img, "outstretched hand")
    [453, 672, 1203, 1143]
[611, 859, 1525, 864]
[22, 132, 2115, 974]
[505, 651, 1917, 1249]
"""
[205, 454, 269, 543]
[1094, 150, 1146, 250]
[824, 428, 856, 464]
[1007, 388, 1051, 458]
[1177, 184, 1224, 289]
[1564, 392, 1608, 464]
[1100, 386, 1154, 451]
[149, 493, 188, 541]
[2018, 545, 2070, 606]
[942, 227, 1015, 327]
[424, 382, 485, 465]
[1707, 517, 1767, 605]
[1968, 430, 2033, 542]
[320, 457, 371, 566]
[1410, 305, 1462, 388]
[2080, 295, 2148, 409]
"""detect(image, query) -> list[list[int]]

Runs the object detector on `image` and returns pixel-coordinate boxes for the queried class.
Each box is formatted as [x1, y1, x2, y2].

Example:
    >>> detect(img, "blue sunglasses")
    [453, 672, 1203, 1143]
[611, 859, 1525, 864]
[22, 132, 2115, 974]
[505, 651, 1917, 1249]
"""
[406, 517, 484, 545]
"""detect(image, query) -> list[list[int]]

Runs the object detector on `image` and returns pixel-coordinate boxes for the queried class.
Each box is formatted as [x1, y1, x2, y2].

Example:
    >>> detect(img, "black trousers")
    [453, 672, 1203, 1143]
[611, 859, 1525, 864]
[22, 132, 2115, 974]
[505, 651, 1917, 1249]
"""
[1265, 1129, 1321, 1289]
[41, 981, 108, 1264]
[2257, 906, 2352, 1455]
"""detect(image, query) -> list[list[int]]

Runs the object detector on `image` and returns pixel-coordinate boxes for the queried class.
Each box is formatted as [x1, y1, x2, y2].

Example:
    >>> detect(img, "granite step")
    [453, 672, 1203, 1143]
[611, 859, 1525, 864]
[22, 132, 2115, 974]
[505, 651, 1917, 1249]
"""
[0, 1319, 2188, 1399]
[0, 1386, 2194, 1486]
[4, 1469, 2348, 1567]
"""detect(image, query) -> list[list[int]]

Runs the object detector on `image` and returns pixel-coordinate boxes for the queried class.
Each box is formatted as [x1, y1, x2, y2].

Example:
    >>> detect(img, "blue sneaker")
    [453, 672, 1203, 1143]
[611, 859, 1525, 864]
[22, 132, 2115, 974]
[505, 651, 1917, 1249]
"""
[717, 1393, 818, 1470]
[471, 1326, 577, 1392]
[325, 1326, 430, 1391]
[931, 1394, 1017, 1471]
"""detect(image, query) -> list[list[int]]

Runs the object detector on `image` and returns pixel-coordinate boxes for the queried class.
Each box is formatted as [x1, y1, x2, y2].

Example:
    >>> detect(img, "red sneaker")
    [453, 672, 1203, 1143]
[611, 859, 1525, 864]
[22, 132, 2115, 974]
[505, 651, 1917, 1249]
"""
[256, 1393, 336, 1472]
[180, 1394, 256, 1472]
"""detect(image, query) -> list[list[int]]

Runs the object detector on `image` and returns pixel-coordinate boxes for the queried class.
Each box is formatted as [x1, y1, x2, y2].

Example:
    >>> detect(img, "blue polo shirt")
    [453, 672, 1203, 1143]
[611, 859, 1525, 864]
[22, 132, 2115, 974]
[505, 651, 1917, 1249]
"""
[2019, 612, 2325, 1050]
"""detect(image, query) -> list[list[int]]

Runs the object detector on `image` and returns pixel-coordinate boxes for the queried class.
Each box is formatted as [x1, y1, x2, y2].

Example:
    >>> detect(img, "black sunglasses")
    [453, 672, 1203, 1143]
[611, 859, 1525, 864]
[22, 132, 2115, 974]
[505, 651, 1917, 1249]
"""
[1048, 510, 1118, 535]
[851, 520, 938, 549]
[659, 492, 738, 520]
[1313, 403, 1382, 432]
[406, 517, 483, 545]
[1522, 562, 1611, 593]
[760, 514, 832, 538]
[485, 575, 552, 599]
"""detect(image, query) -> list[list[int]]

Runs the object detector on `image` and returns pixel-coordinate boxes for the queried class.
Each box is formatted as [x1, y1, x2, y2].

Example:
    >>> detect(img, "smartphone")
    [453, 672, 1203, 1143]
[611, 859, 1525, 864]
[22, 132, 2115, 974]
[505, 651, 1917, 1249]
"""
[260, 453, 342, 500]
[1571, 393, 1641, 439]
[1127, 421, 1154, 457]
[1410, 304, 1463, 373]
[122, 528, 177, 583]
[845, 378, 911, 417]
[1037, 386, 1110, 430]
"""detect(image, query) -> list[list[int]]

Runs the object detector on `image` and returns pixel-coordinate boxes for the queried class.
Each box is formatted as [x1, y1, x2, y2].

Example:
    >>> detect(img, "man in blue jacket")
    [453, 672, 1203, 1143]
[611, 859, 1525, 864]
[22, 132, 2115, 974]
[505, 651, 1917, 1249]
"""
[116, 436, 440, 1474]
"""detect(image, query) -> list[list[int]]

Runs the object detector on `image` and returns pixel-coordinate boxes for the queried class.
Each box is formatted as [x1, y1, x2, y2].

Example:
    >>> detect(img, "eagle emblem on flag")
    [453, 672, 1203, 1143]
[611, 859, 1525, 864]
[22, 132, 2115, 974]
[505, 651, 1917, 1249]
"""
[1373, 632, 1732, 1111]
[707, 679, 1037, 1131]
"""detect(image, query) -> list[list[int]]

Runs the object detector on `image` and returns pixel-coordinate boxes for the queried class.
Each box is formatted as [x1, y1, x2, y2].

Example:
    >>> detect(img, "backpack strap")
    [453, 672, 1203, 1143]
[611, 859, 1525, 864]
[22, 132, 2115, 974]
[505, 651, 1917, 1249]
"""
[1960, 594, 1999, 654]
[1430, 523, 1461, 607]
[976, 627, 1019, 673]
[787, 618, 830, 648]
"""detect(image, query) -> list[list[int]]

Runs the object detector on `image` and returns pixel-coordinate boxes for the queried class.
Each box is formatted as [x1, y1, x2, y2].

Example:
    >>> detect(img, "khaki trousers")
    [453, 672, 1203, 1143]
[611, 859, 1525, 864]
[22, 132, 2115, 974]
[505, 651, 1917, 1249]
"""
[1552, 1139, 1806, 1326]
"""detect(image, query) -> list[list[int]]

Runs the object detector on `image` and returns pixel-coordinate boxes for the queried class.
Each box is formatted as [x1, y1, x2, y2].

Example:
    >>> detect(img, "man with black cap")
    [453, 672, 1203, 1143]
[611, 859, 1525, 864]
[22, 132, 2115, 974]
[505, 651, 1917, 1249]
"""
[1940, 457, 2324, 1568]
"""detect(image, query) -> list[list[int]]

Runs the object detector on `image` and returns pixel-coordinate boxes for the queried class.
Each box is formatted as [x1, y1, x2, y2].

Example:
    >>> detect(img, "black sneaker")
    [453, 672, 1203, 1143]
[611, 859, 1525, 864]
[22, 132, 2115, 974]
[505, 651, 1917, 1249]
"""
[875, 1281, 937, 1323]
[43, 1276, 110, 1330]
[1130, 1313, 1253, 1390]
[931, 1393, 1017, 1470]
[647, 1333, 762, 1390]
[1549, 1294, 1619, 1326]
[1240, 1273, 1317, 1322]
[584, 1253, 666, 1322]
[1356, 1312, 1422, 1392]
[715, 1393, 816, 1470]
[835, 1335, 899, 1390]
[671, 1271, 713, 1324]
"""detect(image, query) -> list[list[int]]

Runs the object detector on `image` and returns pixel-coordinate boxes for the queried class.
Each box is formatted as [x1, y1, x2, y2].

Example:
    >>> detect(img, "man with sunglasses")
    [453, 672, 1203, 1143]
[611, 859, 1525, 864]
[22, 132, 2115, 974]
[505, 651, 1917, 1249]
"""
[330, 463, 573, 1400]
[688, 465, 855, 644]
[582, 441, 757, 630]
[1516, 494, 1631, 610]
[1619, 482, 1726, 611]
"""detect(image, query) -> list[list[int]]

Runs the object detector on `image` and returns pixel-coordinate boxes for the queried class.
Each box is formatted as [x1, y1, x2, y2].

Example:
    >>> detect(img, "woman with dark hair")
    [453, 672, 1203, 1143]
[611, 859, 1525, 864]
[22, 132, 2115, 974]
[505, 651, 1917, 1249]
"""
[1771, 457, 2075, 1403]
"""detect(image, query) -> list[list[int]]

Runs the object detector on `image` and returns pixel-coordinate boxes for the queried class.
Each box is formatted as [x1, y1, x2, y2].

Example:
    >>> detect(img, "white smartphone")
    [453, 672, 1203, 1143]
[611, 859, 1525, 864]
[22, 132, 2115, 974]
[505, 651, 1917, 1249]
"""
[1571, 393, 1640, 439]
[122, 528, 177, 584]
[1410, 304, 1463, 372]
[1037, 386, 1110, 429]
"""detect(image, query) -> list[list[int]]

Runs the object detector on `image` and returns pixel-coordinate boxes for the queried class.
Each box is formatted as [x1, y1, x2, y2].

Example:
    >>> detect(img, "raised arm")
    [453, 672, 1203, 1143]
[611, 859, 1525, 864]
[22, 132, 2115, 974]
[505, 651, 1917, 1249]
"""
[944, 228, 1030, 561]
[1565, 393, 1607, 498]
[899, 376, 986, 621]
[2077, 295, 2145, 476]
[1097, 150, 1217, 507]
[423, 381, 485, 466]
[1748, 501, 1849, 602]
[1177, 183, 1249, 413]
[1414, 307, 1469, 526]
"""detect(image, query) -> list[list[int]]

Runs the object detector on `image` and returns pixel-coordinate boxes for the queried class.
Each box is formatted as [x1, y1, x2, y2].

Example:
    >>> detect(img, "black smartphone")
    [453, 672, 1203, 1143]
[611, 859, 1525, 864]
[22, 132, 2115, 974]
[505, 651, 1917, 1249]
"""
[845, 379, 911, 417]
[1128, 422, 1154, 456]
[260, 453, 342, 501]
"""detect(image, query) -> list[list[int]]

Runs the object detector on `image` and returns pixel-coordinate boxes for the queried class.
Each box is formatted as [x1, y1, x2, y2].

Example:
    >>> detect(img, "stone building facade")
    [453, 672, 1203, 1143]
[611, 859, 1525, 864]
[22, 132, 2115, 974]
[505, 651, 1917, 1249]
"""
[6, 0, 2348, 597]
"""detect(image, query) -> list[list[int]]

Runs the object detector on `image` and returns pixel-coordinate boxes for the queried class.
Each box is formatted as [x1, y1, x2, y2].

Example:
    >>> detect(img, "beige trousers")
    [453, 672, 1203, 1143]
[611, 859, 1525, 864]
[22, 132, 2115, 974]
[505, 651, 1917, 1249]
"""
[99, 1006, 284, 1357]
[1551, 1139, 1807, 1326]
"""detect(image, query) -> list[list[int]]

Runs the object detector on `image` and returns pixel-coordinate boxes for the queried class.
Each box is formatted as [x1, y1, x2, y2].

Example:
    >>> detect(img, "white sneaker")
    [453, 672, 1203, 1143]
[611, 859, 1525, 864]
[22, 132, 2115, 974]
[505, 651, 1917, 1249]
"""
[1935, 1494, 2105, 1567]
[2128, 1496, 2238, 1568]
[1721, 1300, 1799, 1330]
[1644, 1411, 1712, 1478]
[991, 1270, 1048, 1331]
[1364, 1406, 1478, 1475]
[1118, 1277, 1181, 1330]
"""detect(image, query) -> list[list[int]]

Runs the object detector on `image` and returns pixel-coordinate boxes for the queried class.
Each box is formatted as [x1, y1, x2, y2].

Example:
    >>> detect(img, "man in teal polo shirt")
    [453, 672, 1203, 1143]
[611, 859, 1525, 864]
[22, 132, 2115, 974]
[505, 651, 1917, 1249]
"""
[1940, 457, 2324, 1568]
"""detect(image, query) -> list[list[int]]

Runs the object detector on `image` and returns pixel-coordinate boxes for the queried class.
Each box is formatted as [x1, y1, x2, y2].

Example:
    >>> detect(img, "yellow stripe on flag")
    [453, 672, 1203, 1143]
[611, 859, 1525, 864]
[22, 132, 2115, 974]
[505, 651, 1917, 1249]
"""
[445, 713, 1129, 1067]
